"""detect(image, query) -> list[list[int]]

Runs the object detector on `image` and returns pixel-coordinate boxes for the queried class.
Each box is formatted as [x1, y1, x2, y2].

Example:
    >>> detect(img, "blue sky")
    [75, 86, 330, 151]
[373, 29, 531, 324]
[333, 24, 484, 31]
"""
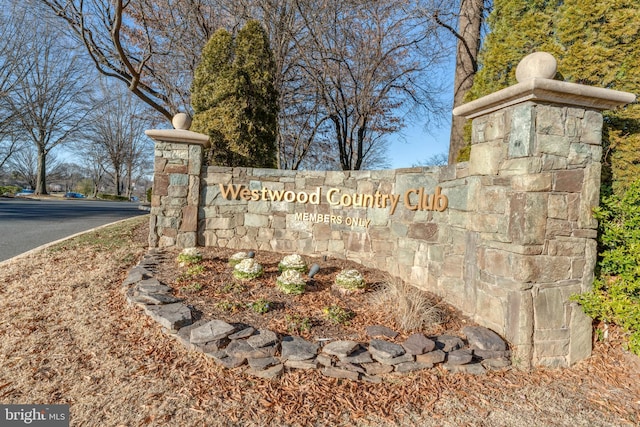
[387, 117, 452, 169]
[387, 55, 455, 169]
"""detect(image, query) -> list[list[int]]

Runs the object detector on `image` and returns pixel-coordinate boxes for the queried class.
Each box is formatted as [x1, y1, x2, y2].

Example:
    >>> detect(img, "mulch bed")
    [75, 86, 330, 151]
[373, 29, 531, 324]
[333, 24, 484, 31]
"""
[156, 246, 470, 343]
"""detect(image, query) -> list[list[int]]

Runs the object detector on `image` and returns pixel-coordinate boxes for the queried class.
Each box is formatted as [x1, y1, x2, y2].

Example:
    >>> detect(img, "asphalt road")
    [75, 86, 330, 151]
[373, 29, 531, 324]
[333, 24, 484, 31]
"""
[0, 198, 148, 262]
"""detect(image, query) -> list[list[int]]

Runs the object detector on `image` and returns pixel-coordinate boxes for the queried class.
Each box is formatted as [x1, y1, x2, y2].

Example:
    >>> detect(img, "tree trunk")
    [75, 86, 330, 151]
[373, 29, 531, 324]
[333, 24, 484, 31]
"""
[35, 147, 48, 195]
[448, 0, 483, 164]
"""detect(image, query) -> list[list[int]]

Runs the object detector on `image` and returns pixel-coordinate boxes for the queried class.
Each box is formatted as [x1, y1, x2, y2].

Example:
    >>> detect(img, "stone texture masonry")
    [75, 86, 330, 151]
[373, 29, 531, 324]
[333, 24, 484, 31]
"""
[146, 53, 635, 369]
[124, 250, 511, 381]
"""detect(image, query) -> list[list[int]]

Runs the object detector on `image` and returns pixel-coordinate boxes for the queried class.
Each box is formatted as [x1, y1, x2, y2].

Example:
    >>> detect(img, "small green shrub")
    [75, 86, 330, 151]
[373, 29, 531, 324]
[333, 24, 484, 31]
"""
[186, 264, 205, 276]
[276, 269, 306, 295]
[181, 282, 203, 293]
[285, 314, 312, 334]
[221, 282, 247, 294]
[146, 187, 152, 202]
[334, 269, 366, 291]
[322, 305, 355, 325]
[572, 179, 640, 355]
[97, 193, 129, 201]
[278, 254, 308, 273]
[216, 300, 243, 313]
[248, 298, 271, 314]
[177, 248, 203, 266]
[232, 258, 263, 280]
[228, 252, 250, 267]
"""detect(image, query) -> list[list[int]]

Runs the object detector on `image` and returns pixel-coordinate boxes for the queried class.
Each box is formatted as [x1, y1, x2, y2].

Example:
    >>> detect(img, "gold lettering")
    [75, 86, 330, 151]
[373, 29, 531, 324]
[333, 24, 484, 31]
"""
[218, 184, 244, 200]
[309, 188, 321, 204]
[326, 188, 340, 205]
[404, 189, 418, 211]
[239, 188, 252, 201]
[434, 186, 448, 211]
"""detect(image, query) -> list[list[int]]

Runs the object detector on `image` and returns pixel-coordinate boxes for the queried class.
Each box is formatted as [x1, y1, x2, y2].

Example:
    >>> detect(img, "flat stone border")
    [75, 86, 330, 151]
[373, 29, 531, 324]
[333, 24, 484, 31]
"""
[122, 250, 512, 381]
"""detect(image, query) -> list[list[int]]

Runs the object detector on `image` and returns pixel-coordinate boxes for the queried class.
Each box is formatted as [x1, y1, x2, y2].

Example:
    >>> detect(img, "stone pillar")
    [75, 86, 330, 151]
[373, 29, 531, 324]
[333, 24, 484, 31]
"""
[453, 52, 635, 367]
[145, 114, 210, 249]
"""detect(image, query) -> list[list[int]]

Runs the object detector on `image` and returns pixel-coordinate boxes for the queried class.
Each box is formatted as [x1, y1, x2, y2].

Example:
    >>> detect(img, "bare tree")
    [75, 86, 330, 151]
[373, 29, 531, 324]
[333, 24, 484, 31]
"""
[75, 139, 108, 197]
[8, 147, 64, 190]
[0, 4, 33, 171]
[85, 83, 153, 196]
[39, 0, 229, 122]
[5, 17, 90, 195]
[293, 0, 448, 170]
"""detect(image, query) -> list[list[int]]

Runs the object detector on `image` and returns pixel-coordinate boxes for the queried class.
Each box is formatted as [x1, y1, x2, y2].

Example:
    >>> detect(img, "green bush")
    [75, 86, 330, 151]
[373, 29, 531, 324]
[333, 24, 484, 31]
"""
[572, 179, 640, 355]
[146, 187, 152, 202]
[0, 185, 21, 195]
[97, 193, 129, 201]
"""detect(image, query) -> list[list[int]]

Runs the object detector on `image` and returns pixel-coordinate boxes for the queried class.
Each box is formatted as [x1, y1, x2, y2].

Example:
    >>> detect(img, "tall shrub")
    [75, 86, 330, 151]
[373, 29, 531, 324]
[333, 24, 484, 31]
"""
[573, 179, 640, 354]
[191, 20, 278, 168]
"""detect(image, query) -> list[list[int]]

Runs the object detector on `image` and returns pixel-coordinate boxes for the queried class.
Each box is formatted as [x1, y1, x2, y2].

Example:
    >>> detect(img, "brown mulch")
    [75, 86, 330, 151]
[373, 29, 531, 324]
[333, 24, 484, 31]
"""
[0, 216, 638, 427]
[157, 246, 467, 344]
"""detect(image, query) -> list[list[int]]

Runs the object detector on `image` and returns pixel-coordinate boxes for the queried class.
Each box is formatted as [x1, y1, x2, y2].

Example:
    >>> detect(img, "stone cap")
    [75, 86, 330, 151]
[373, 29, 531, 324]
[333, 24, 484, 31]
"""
[453, 52, 636, 119]
[145, 113, 211, 147]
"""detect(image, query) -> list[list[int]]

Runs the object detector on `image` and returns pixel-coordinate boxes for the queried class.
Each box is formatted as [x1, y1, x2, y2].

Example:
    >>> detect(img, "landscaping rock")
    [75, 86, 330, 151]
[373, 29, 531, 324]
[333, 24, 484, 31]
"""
[336, 361, 366, 374]
[248, 357, 280, 370]
[443, 362, 486, 375]
[447, 349, 473, 365]
[207, 351, 246, 369]
[193, 340, 227, 354]
[247, 364, 284, 380]
[316, 354, 333, 367]
[130, 293, 180, 305]
[227, 340, 277, 359]
[137, 278, 171, 293]
[224, 340, 255, 358]
[228, 326, 256, 340]
[144, 303, 192, 332]
[281, 336, 318, 361]
[473, 349, 511, 360]
[364, 363, 394, 376]
[322, 340, 360, 358]
[394, 361, 433, 373]
[361, 375, 383, 384]
[435, 335, 464, 352]
[123, 266, 153, 286]
[463, 326, 508, 351]
[321, 367, 360, 381]
[372, 353, 414, 366]
[341, 347, 373, 364]
[365, 325, 399, 339]
[285, 359, 319, 370]
[123, 252, 516, 383]
[402, 333, 436, 355]
[190, 320, 236, 344]
[416, 350, 446, 365]
[369, 339, 405, 359]
[247, 329, 279, 349]
[481, 357, 512, 370]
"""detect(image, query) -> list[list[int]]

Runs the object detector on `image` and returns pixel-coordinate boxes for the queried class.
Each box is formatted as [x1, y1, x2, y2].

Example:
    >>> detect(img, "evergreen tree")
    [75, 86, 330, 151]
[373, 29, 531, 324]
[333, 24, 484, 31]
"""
[468, 0, 639, 194]
[191, 20, 278, 168]
[467, 0, 561, 100]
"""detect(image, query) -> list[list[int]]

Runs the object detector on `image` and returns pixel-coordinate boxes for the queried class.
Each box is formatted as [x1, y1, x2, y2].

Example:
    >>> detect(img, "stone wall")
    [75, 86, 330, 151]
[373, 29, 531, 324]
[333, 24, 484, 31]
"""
[146, 53, 635, 368]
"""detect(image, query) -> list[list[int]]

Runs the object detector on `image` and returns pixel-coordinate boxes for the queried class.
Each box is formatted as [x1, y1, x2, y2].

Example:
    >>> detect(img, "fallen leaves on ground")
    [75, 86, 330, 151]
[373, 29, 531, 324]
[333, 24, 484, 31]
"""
[0, 216, 638, 426]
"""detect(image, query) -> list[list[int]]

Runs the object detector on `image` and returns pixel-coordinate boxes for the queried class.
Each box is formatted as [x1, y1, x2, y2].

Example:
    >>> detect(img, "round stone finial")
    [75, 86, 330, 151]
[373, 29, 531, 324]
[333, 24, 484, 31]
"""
[172, 113, 192, 130]
[515, 52, 557, 83]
